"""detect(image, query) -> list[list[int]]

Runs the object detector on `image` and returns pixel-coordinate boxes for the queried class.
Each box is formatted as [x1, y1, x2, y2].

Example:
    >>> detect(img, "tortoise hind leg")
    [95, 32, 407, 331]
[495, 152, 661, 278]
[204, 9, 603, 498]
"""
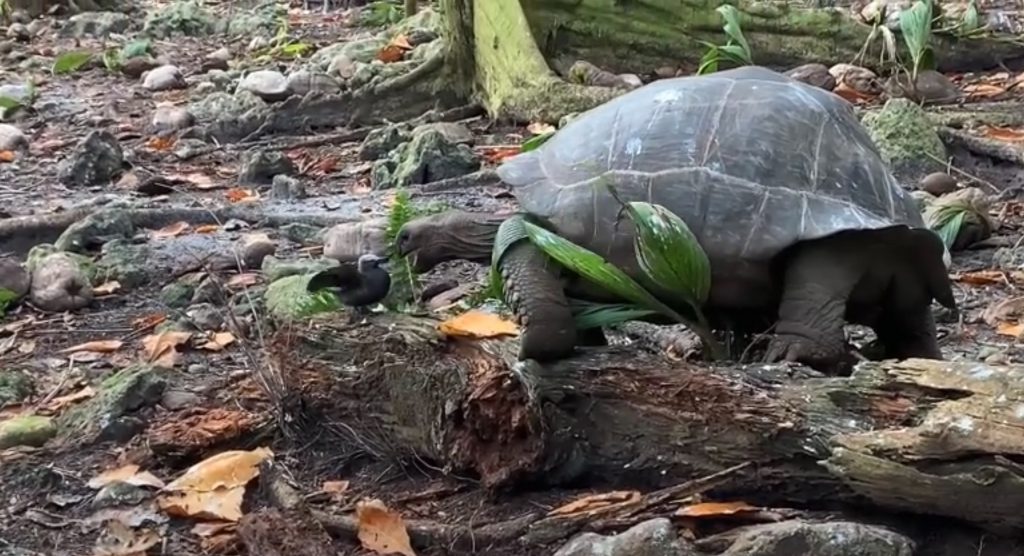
[499, 241, 577, 361]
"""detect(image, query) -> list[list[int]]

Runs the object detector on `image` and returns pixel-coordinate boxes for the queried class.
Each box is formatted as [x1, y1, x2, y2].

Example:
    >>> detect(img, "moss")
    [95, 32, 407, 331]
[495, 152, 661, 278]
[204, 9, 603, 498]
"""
[0, 415, 56, 449]
[0, 370, 34, 407]
[57, 365, 165, 440]
[862, 98, 946, 182]
[264, 273, 341, 322]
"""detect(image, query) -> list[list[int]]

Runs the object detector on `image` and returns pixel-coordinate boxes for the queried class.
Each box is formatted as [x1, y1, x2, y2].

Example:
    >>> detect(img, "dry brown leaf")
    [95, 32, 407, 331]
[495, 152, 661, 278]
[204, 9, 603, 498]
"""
[93, 281, 122, 296]
[41, 386, 96, 412]
[982, 296, 1024, 326]
[166, 172, 218, 190]
[981, 125, 1024, 143]
[200, 332, 236, 352]
[675, 500, 759, 517]
[548, 491, 642, 517]
[151, 221, 192, 239]
[146, 136, 176, 151]
[356, 498, 416, 556]
[159, 487, 246, 522]
[962, 83, 1007, 100]
[832, 81, 877, 104]
[194, 224, 220, 234]
[191, 521, 236, 537]
[996, 322, 1024, 338]
[225, 188, 260, 203]
[322, 480, 350, 496]
[93, 520, 162, 556]
[438, 310, 519, 339]
[62, 340, 124, 354]
[88, 464, 167, 490]
[141, 330, 192, 368]
[0, 150, 15, 162]
[165, 447, 274, 492]
[376, 44, 406, 63]
[953, 270, 1009, 285]
[132, 313, 167, 331]
[226, 273, 260, 288]
[477, 145, 522, 164]
[527, 122, 556, 135]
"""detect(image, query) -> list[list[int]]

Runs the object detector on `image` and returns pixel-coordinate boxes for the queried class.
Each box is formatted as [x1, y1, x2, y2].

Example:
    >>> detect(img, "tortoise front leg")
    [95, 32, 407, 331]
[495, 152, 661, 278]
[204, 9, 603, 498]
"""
[499, 241, 577, 361]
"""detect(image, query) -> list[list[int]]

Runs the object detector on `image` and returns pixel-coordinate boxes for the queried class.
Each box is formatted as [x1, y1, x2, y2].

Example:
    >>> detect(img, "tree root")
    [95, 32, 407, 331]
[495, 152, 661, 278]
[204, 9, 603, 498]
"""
[928, 102, 1024, 129]
[414, 169, 501, 194]
[938, 127, 1024, 166]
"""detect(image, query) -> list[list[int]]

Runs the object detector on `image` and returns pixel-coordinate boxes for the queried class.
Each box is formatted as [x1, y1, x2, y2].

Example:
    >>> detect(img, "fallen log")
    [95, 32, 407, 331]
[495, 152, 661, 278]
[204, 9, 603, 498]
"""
[271, 313, 1024, 535]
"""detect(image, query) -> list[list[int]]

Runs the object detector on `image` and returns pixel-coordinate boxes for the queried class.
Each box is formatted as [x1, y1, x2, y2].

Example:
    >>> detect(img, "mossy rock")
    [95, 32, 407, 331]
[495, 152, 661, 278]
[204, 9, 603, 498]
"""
[54, 209, 136, 253]
[143, 0, 216, 38]
[261, 255, 337, 283]
[0, 370, 34, 407]
[0, 415, 56, 449]
[372, 128, 481, 189]
[95, 240, 150, 290]
[861, 98, 946, 184]
[264, 273, 342, 321]
[57, 365, 166, 440]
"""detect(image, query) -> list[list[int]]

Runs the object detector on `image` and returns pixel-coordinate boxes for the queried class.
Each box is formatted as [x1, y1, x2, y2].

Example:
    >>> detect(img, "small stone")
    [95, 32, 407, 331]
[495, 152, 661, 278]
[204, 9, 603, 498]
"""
[0, 370, 34, 407]
[919, 172, 958, 196]
[143, 64, 187, 91]
[884, 69, 960, 105]
[238, 69, 289, 101]
[58, 130, 124, 187]
[568, 60, 637, 89]
[0, 256, 31, 298]
[202, 47, 231, 71]
[26, 19, 47, 37]
[0, 415, 56, 449]
[247, 35, 270, 51]
[359, 124, 411, 161]
[554, 518, 694, 556]
[285, 69, 340, 97]
[161, 389, 201, 409]
[193, 81, 217, 96]
[238, 149, 296, 185]
[327, 54, 358, 79]
[270, 174, 306, 199]
[322, 218, 388, 263]
[238, 233, 277, 269]
[654, 66, 677, 79]
[372, 128, 481, 189]
[60, 11, 130, 38]
[0, 123, 28, 151]
[261, 255, 337, 283]
[719, 520, 913, 556]
[0, 83, 33, 107]
[29, 252, 94, 312]
[7, 23, 30, 41]
[151, 105, 195, 133]
[829, 63, 883, 96]
[97, 415, 146, 443]
[786, 63, 836, 90]
[186, 302, 225, 331]
[412, 121, 473, 145]
[618, 73, 643, 89]
[92, 481, 149, 509]
[120, 56, 159, 79]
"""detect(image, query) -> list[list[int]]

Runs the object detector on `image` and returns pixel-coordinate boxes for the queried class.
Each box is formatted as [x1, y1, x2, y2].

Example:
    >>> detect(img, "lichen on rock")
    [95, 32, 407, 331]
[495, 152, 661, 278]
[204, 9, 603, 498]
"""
[0, 415, 56, 449]
[371, 128, 481, 189]
[57, 364, 166, 441]
[861, 98, 947, 184]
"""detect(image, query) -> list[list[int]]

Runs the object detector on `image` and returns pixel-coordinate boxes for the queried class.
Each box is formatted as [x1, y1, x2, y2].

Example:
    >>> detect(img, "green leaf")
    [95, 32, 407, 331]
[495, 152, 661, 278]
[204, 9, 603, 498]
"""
[52, 51, 94, 75]
[0, 96, 22, 110]
[717, 44, 752, 66]
[717, 4, 752, 61]
[899, 0, 933, 75]
[279, 41, 312, 57]
[620, 201, 711, 307]
[962, 0, 979, 33]
[102, 48, 121, 72]
[121, 39, 152, 60]
[697, 47, 720, 75]
[521, 131, 555, 152]
[569, 299, 657, 330]
[936, 210, 966, 248]
[0, 287, 18, 316]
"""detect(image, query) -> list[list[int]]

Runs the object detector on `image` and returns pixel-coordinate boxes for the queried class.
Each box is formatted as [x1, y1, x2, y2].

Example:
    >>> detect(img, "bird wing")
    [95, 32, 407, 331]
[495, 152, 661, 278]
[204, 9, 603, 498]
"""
[306, 263, 361, 292]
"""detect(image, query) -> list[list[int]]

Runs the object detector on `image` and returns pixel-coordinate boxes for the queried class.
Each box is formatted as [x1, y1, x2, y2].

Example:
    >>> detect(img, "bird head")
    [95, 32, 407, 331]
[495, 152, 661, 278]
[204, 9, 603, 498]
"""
[356, 253, 388, 274]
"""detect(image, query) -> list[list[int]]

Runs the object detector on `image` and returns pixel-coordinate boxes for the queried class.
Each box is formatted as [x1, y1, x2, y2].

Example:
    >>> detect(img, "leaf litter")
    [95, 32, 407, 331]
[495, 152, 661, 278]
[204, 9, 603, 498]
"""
[158, 447, 274, 522]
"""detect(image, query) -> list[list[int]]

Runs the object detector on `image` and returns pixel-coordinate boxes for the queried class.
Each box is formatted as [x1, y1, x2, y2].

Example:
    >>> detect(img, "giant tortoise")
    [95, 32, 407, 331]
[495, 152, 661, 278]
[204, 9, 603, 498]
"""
[396, 66, 957, 370]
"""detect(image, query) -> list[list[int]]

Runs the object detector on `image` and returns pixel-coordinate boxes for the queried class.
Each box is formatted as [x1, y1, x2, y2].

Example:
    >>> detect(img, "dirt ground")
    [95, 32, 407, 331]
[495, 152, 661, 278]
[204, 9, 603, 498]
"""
[2, 1, 1024, 555]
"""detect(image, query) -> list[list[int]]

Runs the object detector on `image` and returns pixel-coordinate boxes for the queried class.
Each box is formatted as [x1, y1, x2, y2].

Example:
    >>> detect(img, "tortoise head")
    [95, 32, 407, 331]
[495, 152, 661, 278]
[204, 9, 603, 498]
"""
[396, 210, 504, 273]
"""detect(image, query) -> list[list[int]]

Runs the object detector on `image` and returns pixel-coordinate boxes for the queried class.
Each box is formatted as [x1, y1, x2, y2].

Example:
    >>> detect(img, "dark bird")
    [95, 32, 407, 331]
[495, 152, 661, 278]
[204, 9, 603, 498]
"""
[307, 254, 391, 322]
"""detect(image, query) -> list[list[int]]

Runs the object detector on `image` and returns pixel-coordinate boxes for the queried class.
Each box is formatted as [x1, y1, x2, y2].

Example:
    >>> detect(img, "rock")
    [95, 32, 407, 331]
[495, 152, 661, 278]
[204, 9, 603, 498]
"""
[919, 172, 958, 196]
[413, 121, 473, 146]
[95, 240, 149, 290]
[0, 123, 27, 151]
[785, 63, 836, 90]
[161, 389, 201, 409]
[143, 64, 187, 91]
[55, 209, 135, 252]
[190, 90, 265, 122]
[261, 255, 336, 283]
[554, 518, 695, 556]
[60, 12, 130, 38]
[618, 73, 643, 89]
[193, 81, 217, 97]
[322, 218, 388, 263]
[715, 520, 914, 556]
[7, 23, 30, 41]
[285, 69, 340, 97]
[310, 37, 387, 71]
[0, 370, 34, 407]
[372, 128, 481, 189]
[238, 233, 277, 269]
[829, 63, 882, 96]
[569, 60, 640, 89]
[29, 252, 94, 312]
[238, 149, 296, 185]
[281, 223, 324, 245]
[186, 302, 224, 331]
[143, 0, 215, 38]
[57, 130, 124, 187]
[359, 124, 411, 161]
[57, 365, 166, 440]
[264, 273, 339, 321]
[202, 47, 232, 71]
[327, 54, 359, 80]
[270, 174, 306, 199]
[97, 415, 146, 443]
[160, 280, 196, 308]
[120, 56, 159, 79]
[0, 83, 34, 118]
[151, 104, 195, 133]
[0, 256, 31, 298]
[862, 98, 947, 184]
[26, 19, 48, 38]
[0, 415, 56, 449]
[205, 69, 234, 89]
[238, 70, 289, 102]
[884, 69, 960, 105]
[92, 481, 149, 509]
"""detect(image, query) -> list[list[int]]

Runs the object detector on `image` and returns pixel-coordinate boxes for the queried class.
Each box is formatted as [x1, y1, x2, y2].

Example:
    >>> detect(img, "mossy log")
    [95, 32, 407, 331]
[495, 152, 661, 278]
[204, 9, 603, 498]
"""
[273, 313, 1024, 535]
[456, 0, 1024, 122]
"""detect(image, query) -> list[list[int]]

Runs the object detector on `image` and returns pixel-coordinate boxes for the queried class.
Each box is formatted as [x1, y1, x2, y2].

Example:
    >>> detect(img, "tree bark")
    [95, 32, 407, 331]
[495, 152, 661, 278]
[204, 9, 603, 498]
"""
[271, 313, 1024, 535]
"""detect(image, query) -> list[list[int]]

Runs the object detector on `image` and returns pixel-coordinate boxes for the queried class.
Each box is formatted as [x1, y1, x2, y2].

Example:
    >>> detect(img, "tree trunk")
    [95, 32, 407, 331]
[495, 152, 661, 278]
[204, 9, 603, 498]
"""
[271, 313, 1024, 535]
[449, 0, 1024, 122]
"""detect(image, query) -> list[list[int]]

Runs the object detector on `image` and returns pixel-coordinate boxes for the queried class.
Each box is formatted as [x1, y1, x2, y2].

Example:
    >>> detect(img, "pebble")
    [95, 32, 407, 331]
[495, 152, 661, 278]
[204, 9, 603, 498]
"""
[0, 123, 28, 151]
[919, 172, 958, 196]
[270, 174, 306, 199]
[327, 54, 358, 79]
[151, 105, 195, 133]
[186, 303, 225, 331]
[120, 56, 158, 79]
[785, 63, 836, 90]
[238, 233, 277, 269]
[7, 23, 30, 41]
[286, 69, 340, 97]
[238, 69, 289, 101]
[202, 47, 231, 71]
[143, 64, 187, 91]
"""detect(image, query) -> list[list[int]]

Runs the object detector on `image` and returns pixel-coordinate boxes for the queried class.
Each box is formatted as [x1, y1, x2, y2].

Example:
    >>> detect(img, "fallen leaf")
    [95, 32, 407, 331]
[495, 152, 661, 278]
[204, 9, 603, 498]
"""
[146, 136, 176, 151]
[88, 464, 166, 490]
[953, 270, 1008, 285]
[151, 221, 192, 239]
[226, 273, 260, 288]
[981, 125, 1024, 143]
[192, 521, 236, 537]
[194, 224, 220, 234]
[159, 488, 246, 521]
[548, 491, 642, 517]
[390, 34, 412, 50]
[477, 145, 522, 164]
[437, 310, 519, 339]
[159, 447, 273, 522]
[322, 480, 350, 497]
[356, 499, 416, 556]
[41, 386, 96, 412]
[61, 339, 124, 354]
[225, 188, 260, 203]
[377, 44, 406, 63]
[675, 501, 759, 517]
[996, 322, 1024, 338]
[171, 172, 217, 190]
[141, 330, 192, 368]
[93, 520, 161, 556]
[200, 332, 236, 351]
[132, 313, 167, 331]
[832, 81, 877, 104]
[527, 122, 556, 135]
[982, 296, 1024, 326]
[93, 281, 122, 296]
[962, 83, 1007, 100]
[0, 150, 15, 162]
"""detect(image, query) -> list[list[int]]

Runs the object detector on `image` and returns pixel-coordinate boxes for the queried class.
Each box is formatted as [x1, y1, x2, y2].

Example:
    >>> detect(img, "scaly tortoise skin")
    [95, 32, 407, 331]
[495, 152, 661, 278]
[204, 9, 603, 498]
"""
[397, 66, 956, 372]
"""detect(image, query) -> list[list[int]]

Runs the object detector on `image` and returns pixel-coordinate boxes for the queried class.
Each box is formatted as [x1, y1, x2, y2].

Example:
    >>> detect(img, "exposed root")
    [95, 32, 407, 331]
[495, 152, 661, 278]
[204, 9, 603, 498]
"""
[938, 127, 1024, 166]
[415, 169, 501, 194]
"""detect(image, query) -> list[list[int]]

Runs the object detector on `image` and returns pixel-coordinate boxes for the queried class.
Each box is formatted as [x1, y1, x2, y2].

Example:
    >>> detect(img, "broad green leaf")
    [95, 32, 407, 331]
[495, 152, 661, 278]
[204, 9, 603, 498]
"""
[962, 0, 979, 33]
[899, 0, 933, 74]
[0, 287, 18, 316]
[0, 96, 22, 110]
[121, 39, 151, 60]
[717, 44, 752, 66]
[521, 131, 554, 152]
[697, 46, 720, 75]
[717, 4, 752, 61]
[622, 201, 711, 307]
[936, 210, 966, 248]
[569, 299, 657, 330]
[52, 51, 94, 75]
